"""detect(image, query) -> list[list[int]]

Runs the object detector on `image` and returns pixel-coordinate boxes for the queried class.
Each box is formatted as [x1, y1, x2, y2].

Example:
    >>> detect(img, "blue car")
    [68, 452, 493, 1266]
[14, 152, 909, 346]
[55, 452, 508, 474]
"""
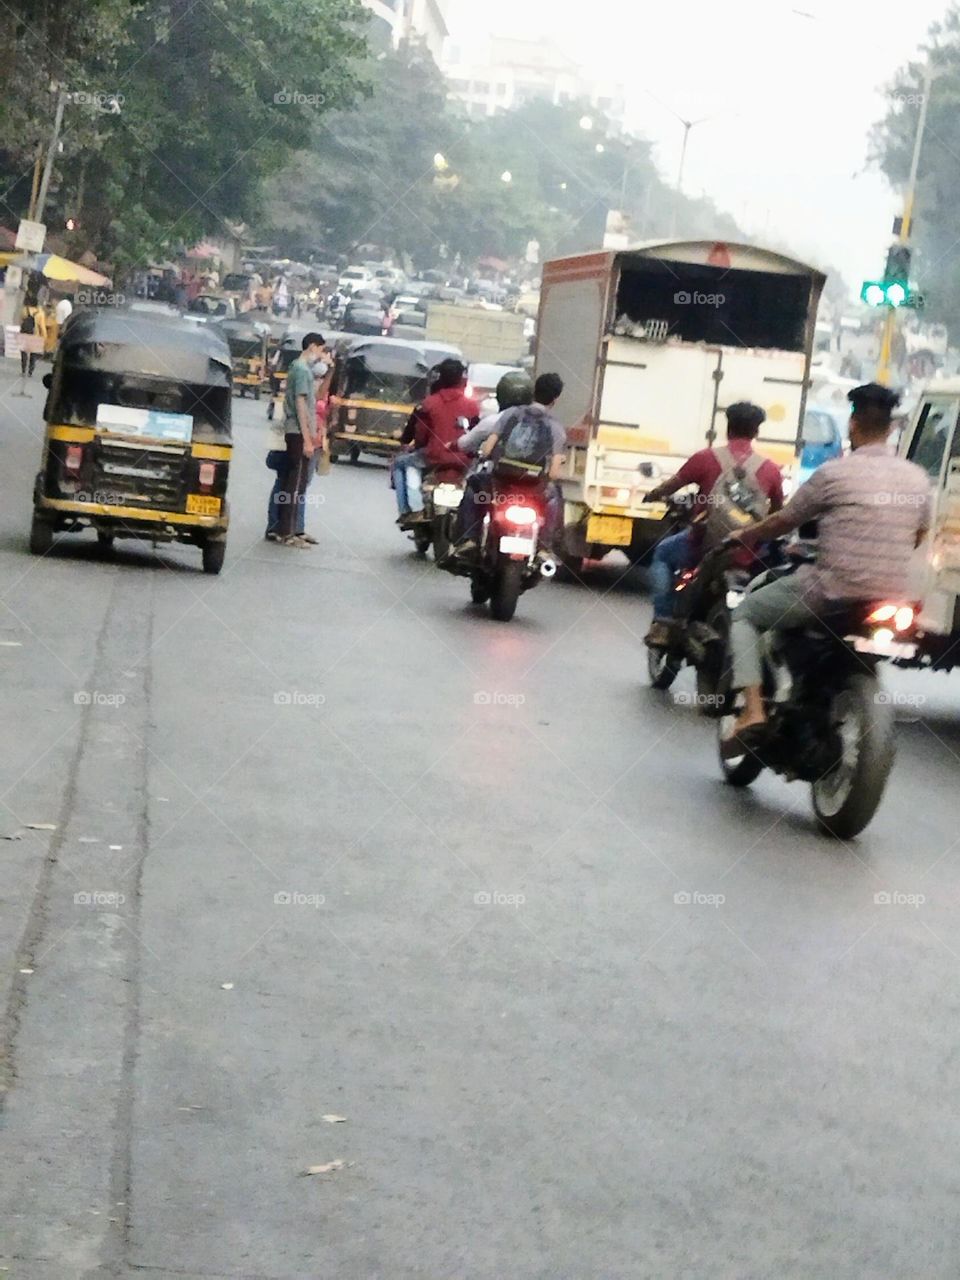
[795, 404, 846, 486]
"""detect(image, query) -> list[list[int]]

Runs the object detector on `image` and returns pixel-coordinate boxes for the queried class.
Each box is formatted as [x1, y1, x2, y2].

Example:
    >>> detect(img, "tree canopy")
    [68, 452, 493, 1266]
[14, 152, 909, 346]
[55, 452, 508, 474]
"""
[0, 0, 370, 267]
[264, 41, 752, 269]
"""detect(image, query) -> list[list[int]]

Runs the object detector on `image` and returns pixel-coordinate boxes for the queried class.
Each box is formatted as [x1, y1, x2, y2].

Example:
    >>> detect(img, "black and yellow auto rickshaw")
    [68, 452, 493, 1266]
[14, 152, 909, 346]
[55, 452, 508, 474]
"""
[220, 317, 268, 398]
[328, 338, 430, 463]
[30, 309, 232, 574]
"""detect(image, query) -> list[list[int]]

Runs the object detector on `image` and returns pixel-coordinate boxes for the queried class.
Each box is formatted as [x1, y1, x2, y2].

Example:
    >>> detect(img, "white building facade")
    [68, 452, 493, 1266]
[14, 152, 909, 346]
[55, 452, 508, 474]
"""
[362, 0, 449, 62]
[442, 36, 626, 125]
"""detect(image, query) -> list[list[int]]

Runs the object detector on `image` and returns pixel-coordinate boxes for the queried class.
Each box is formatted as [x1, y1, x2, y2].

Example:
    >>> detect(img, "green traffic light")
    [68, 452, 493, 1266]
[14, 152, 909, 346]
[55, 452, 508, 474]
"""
[862, 282, 885, 306]
[886, 282, 907, 307]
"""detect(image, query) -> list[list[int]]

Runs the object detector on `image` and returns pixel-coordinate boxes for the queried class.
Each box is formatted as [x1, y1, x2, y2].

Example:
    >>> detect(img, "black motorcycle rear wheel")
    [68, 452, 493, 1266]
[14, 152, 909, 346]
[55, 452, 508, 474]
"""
[490, 559, 523, 622]
[470, 578, 490, 605]
[412, 526, 432, 556]
[812, 673, 894, 838]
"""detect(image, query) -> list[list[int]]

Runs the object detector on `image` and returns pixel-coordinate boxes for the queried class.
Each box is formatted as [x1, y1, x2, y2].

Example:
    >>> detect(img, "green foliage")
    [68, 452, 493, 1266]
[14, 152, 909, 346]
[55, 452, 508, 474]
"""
[871, 6, 960, 333]
[264, 43, 755, 268]
[0, 0, 370, 267]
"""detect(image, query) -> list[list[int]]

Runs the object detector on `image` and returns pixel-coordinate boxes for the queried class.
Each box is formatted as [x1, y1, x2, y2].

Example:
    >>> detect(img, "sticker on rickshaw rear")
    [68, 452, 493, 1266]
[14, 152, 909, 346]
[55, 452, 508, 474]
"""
[96, 404, 193, 443]
[186, 493, 222, 516]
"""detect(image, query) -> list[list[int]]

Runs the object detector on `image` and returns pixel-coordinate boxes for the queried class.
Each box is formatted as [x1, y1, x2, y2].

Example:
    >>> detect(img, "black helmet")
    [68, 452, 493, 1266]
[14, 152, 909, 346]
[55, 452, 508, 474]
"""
[496, 370, 534, 411]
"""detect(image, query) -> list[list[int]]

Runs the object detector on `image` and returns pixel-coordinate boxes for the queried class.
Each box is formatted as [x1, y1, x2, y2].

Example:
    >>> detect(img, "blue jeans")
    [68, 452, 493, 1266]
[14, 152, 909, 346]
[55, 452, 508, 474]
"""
[394, 450, 425, 514]
[650, 529, 695, 618]
[266, 450, 307, 536]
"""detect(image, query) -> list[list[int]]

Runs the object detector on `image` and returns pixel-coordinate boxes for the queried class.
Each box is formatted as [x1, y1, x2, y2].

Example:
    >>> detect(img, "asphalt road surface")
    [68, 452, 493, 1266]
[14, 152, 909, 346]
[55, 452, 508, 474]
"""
[2, 366, 960, 1279]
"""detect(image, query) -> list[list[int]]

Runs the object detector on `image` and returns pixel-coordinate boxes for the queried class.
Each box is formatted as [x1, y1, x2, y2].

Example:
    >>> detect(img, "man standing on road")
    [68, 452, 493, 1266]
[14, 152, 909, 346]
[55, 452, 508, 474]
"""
[277, 332, 325, 549]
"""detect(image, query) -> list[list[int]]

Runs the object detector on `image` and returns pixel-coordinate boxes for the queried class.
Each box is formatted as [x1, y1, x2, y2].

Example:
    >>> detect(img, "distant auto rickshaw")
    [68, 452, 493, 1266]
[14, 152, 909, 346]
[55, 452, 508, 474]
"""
[328, 338, 430, 464]
[31, 309, 232, 573]
[220, 317, 268, 398]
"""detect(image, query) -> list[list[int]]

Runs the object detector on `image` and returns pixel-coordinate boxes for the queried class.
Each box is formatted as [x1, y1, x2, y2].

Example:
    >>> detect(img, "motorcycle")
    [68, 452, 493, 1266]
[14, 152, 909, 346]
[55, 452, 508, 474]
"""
[716, 556, 918, 838]
[442, 484, 556, 622]
[647, 536, 781, 715]
[408, 469, 465, 563]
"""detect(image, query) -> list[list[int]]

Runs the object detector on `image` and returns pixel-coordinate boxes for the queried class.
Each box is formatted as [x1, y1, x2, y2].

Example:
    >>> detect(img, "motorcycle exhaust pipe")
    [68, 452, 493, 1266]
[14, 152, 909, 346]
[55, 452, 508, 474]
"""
[539, 558, 557, 579]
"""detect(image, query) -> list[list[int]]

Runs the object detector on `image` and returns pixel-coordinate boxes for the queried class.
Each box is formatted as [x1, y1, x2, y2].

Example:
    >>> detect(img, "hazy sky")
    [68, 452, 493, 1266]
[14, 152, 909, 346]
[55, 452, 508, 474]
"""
[443, 0, 949, 289]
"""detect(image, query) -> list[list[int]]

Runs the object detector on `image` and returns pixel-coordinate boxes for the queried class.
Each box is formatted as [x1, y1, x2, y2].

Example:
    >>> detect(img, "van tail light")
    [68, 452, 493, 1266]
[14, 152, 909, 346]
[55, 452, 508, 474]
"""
[65, 445, 84, 473]
[198, 461, 216, 490]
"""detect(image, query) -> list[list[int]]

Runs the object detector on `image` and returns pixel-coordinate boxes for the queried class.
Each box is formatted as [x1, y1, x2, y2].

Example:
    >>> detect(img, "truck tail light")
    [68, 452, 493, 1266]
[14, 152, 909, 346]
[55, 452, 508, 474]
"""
[198, 461, 216, 489]
[65, 445, 84, 473]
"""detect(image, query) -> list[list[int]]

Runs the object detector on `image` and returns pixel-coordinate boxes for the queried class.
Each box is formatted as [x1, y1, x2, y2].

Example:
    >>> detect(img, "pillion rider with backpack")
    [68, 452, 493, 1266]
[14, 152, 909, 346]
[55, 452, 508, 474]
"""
[643, 402, 784, 648]
[448, 372, 566, 561]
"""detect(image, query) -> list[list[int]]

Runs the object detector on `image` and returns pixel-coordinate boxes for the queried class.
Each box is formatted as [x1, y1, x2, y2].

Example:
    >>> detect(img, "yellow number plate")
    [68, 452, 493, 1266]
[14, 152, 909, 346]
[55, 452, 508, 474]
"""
[586, 514, 633, 546]
[186, 493, 222, 516]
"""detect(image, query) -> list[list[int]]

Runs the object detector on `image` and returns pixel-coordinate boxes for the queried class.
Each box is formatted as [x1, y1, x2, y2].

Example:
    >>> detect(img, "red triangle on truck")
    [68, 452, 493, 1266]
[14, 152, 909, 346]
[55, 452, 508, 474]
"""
[707, 242, 731, 268]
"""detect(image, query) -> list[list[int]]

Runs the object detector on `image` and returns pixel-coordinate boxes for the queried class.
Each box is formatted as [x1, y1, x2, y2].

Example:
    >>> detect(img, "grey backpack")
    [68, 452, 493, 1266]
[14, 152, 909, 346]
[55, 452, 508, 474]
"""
[702, 446, 770, 549]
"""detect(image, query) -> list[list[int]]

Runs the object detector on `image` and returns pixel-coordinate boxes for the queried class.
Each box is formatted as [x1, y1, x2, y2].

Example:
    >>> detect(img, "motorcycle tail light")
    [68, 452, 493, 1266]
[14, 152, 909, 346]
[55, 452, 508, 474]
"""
[873, 627, 895, 646]
[65, 445, 84, 473]
[198, 461, 216, 489]
[867, 604, 897, 623]
[504, 504, 537, 526]
[894, 606, 915, 633]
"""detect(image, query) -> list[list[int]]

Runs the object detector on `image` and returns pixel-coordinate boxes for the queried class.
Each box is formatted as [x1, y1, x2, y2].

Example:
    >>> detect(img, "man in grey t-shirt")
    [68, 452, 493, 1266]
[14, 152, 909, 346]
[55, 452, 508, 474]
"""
[722, 382, 930, 753]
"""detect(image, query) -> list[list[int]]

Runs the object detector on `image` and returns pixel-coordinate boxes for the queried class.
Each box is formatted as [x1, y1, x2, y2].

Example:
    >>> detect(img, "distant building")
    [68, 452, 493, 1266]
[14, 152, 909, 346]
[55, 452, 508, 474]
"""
[362, 0, 449, 62]
[442, 35, 626, 125]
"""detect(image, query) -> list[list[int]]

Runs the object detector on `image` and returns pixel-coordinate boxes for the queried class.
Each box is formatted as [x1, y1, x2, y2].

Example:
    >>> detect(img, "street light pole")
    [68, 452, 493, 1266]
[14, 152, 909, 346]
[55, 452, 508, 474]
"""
[876, 62, 935, 386]
[34, 87, 68, 228]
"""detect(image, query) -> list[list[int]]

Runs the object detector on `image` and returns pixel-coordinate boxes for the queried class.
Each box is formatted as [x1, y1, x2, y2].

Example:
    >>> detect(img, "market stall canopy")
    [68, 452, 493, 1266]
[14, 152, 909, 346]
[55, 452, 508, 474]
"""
[14, 253, 111, 286]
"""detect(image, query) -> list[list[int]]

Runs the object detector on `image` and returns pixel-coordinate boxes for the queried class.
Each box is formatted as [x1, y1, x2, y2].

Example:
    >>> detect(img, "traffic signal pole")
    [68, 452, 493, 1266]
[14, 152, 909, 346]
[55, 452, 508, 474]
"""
[876, 63, 934, 385]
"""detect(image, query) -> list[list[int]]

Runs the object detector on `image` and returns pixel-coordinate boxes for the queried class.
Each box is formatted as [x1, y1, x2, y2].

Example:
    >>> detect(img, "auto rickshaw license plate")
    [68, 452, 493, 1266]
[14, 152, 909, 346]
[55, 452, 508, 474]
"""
[586, 514, 632, 546]
[186, 493, 222, 516]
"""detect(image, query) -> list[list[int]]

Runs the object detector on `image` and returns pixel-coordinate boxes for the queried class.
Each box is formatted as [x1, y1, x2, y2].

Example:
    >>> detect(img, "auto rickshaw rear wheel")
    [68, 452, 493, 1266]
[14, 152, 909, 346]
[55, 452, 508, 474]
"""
[349, 445, 361, 464]
[254, 386, 261, 401]
[202, 539, 226, 575]
[29, 511, 54, 556]
[97, 530, 115, 551]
